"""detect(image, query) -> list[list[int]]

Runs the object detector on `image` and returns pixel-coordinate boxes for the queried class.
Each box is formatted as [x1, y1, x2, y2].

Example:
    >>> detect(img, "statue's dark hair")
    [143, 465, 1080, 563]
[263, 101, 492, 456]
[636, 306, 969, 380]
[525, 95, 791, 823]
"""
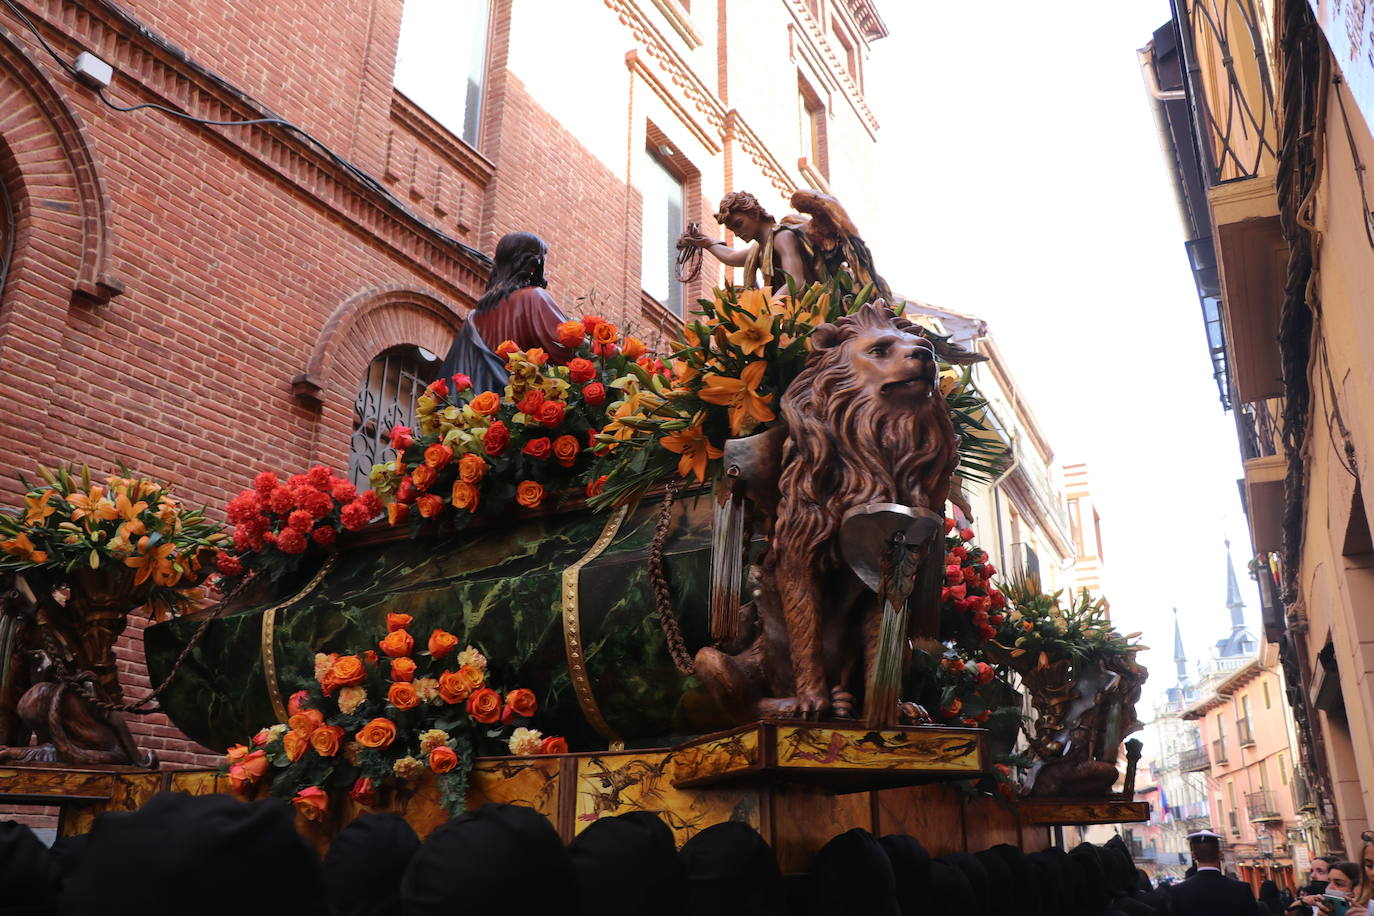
[714, 191, 774, 227]
[476, 232, 548, 312]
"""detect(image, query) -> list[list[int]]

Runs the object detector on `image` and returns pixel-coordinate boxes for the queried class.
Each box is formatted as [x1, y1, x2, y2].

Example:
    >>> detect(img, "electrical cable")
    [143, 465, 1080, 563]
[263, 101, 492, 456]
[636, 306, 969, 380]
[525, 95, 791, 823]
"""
[1, 0, 489, 265]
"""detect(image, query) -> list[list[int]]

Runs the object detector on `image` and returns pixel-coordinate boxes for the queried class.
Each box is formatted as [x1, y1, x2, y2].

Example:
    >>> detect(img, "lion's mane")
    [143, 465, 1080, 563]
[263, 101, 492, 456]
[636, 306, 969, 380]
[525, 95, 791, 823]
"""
[770, 305, 958, 570]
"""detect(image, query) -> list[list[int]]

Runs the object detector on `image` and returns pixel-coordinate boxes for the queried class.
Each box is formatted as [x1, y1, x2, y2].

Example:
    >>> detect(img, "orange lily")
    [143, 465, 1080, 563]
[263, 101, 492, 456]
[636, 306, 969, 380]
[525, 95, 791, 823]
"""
[660, 415, 724, 483]
[734, 288, 784, 320]
[23, 491, 56, 526]
[115, 491, 149, 523]
[124, 535, 176, 587]
[699, 361, 776, 435]
[68, 486, 118, 525]
[725, 310, 775, 358]
[0, 532, 48, 564]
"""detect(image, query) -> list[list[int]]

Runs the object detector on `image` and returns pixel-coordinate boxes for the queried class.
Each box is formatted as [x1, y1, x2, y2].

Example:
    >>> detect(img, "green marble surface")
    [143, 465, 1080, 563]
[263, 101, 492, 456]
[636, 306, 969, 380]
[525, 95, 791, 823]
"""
[144, 497, 724, 752]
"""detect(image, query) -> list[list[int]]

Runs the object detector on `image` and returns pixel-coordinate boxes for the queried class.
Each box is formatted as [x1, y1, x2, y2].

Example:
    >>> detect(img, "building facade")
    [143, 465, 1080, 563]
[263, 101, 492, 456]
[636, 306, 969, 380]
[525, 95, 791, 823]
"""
[0, 0, 888, 795]
[1142, 0, 1374, 856]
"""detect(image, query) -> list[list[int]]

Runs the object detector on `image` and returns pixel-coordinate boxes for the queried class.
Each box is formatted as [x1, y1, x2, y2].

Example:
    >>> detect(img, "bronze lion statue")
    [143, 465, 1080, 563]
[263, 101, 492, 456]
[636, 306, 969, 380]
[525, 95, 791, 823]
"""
[695, 303, 959, 721]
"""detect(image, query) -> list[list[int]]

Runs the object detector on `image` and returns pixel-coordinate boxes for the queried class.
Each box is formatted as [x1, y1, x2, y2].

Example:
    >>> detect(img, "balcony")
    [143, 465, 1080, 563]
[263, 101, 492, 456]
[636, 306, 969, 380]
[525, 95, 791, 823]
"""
[1246, 790, 1282, 822]
[1239, 397, 1287, 555]
[1291, 770, 1318, 812]
[1237, 717, 1256, 747]
[1212, 738, 1229, 766]
[1180, 746, 1212, 772]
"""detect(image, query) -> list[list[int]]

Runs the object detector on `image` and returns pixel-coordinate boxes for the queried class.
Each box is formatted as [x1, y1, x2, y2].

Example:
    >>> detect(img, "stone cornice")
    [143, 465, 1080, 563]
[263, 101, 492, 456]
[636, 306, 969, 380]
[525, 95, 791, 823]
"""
[625, 50, 720, 154]
[11, 0, 492, 299]
[784, 0, 879, 137]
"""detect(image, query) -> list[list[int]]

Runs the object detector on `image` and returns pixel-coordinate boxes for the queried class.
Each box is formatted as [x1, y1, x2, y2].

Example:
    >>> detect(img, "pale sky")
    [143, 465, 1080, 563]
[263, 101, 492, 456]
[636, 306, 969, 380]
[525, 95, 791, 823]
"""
[865, 0, 1263, 712]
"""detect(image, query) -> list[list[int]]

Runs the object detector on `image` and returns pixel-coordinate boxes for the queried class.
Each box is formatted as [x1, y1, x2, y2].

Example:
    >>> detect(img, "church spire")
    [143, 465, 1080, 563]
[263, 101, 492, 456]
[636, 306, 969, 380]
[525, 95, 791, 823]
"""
[1173, 608, 1188, 685]
[1225, 539, 1245, 631]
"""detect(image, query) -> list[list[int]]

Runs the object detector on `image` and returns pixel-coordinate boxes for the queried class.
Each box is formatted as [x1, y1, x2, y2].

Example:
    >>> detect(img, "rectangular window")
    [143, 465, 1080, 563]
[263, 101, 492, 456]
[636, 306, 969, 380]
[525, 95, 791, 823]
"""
[1264, 679, 1272, 708]
[831, 20, 858, 83]
[394, 0, 490, 146]
[640, 146, 685, 316]
[798, 77, 828, 179]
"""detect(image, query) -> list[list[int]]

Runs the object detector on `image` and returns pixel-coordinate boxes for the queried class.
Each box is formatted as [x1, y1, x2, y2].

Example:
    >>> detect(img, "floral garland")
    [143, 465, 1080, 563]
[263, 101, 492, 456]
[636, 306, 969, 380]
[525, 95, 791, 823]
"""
[0, 465, 226, 618]
[215, 466, 384, 584]
[224, 614, 566, 818]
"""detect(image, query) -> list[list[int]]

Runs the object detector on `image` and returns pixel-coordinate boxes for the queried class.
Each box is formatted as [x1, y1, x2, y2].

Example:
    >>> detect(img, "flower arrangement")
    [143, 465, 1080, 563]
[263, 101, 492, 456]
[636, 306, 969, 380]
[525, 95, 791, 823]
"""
[992, 581, 1145, 668]
[216, 466, 384, 584]
[367, 316, 661, 529]
[937, 518, 1007, 647]
[0, 465, 226, 618]
[224, 614, 566, 818]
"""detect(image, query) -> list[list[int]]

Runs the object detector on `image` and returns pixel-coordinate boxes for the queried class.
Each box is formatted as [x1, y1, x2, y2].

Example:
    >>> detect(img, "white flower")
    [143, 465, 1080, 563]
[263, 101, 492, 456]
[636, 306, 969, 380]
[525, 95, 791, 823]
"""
[337, 686, 366, 715]
[457, 646, 487, 671]
[508, 727, 544, 756]
[419, 729, 450, 755]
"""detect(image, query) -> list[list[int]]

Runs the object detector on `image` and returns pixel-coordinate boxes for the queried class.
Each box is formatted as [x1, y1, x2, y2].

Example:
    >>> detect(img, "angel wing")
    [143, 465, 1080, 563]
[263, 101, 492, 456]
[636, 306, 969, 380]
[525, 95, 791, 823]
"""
[789, 189, 893, 303]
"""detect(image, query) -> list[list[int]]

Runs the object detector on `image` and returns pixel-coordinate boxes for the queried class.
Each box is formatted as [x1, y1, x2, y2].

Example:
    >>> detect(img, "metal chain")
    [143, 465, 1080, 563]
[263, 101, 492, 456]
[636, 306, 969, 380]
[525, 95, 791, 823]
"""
[649, 481, 695, 675]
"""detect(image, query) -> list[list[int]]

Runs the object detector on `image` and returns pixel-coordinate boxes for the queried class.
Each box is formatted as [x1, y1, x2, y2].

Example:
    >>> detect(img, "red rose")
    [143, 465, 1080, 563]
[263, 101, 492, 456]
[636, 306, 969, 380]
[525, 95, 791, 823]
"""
[586, 476, 607, 499]
[581, 382, 606, 406]
[990, 613, 1005, 626]
[428, 378, 449, 398]
[522, 437, 552, 460]
[539, 736, 568, 755]
[517, 389, 546, 416]
[975, 662, 995, 685]
[959, 527, 974, 541]
[537, 401, 565, 428]
[350, 776, 376, 807]
[390, 425, 415, 451]
[568, 358, 596, 383]
[484, 421, 510, 456]
[451, 373, 472, 392]
[277, 528, 307, 554]
[944, 517, 956, 533]
[552, 435, 580, 468]
[945, 566, 963, 585]
[990, 592, 1006, 610]
[395, 479, 417, 504]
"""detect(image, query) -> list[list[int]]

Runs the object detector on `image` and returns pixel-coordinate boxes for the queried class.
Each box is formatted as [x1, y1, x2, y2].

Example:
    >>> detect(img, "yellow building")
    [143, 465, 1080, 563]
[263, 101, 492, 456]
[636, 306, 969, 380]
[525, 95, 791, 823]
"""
[1141, 0, 1374, 857]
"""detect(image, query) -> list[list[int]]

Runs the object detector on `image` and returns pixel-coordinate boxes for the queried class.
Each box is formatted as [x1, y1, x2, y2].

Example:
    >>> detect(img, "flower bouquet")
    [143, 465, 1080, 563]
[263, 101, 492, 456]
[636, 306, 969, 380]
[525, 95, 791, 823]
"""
[225, 614, 566, 818]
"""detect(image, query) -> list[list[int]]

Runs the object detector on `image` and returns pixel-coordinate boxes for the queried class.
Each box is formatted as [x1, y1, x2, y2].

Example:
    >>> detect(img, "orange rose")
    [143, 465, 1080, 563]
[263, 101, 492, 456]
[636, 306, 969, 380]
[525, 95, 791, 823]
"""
[356, 717, 397, 749]
[552, 435, 580, 469]
[226, 744, 249, 766]
[556, 320, 586, 348]
[592, 321, 619, 346]
[391, 657, 417, 682]
[450, 480, 480, 511]
[387, 613, 413, 632]
[621, 336, 646, 360]
[288, 689, 311, 715]
[467, 687, 503, 724]
[505, 688, 538, 719]
[458, 453, 487, 484]
[292, 786, 329, 822]
[424, 443, 454, 470]
[283, 729, 310, 762]
[429, 745, 459, 774]
[586, 476, 607, 499]
[469, 391, 501, 416]
[428, 628, 459, 659]
[387, 502, 408, 525]
[516, 480, 544, 509]
[526, 348, 549, 366]
[327, 655, 366, 689]
[495, 340, 519, 359]
[539, 735, 569, 755]
[457, 664, 486, 691]
[388, 682, 420, 711]
[310, 724, 345, 757]
[288, 709, 324, 735]
[411, 464, 437, 492]
[416, 493, 445, 518]
[438, 670, 471, 704]
[378, 629, 414, 658]
[239, 748, 270, 780]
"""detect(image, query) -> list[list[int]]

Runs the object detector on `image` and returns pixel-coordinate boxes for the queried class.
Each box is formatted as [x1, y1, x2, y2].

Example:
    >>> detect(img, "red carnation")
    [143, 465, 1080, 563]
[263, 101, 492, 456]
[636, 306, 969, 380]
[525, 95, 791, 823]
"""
[231, 526, 256, 552]
[227, 490, 262, 525]
[484, 421, 511, 456]
[341, 500, 373, 531]
[361, 490, 383, 516]
[287, 509, 314, 533]
[253, 472, 280, 498]
[536, 400, 565, 428]
[215, 551, 243, 576]
[268, 486, 294, 515]
[582, 382, 606, 406]
[451, 373, 472, 392]
[389, 425, 415, 451]
[307, 466, 334, 490]
[568, 358, 596, 383]
[287, 474, 310, 489]
[522, 437, 551, 460]
[277, 528, 307, 555]
[331, 481, 358, 503]
[302, 489, 334, 519]
[311, 526, 337, 546]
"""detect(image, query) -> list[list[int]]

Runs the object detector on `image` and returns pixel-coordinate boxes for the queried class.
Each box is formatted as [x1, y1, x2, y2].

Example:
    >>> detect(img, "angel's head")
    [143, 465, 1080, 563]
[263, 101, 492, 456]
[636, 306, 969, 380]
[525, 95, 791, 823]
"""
[715, 191, 774, 242]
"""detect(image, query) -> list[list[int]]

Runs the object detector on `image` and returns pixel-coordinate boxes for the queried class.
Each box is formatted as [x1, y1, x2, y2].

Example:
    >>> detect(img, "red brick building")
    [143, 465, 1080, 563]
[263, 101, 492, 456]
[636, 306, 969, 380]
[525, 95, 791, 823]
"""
[0, 0, 887, 792]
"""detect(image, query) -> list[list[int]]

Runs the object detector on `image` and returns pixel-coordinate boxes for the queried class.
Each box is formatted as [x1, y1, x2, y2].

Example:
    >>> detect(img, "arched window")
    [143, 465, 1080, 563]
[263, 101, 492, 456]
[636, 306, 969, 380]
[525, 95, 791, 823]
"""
[0, 169, 13, 301]
[348, 345, 438, 491]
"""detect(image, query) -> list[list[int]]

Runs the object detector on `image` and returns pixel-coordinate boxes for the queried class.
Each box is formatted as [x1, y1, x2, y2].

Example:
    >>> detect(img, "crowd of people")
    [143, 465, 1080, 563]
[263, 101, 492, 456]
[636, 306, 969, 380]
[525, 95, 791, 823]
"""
[0, 791, 1370, 916]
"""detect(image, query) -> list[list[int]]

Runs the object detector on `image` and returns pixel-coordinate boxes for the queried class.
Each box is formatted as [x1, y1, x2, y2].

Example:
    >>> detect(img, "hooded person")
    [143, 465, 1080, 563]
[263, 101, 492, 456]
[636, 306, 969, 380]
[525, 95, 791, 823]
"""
[1030, 847, 1087, 916]
[1027, 848, 1070, 916]
[1257, 879, 1284, 915]
[0, 819, 62, 914]
[975, 846, 1020, 915]
[1070, 842, 1115, 914]
[930, 858, 978, 913]
[402, 802, 575, 915]
[679, 821, 783, 916]
[984, 843, 1044, 916]
[568, 811, 685, 916]
[938, 852, 992, 916]
[880, 834, 933, 916]
[322, 813, 421, 916]
[48, 833, 90, 886]
[59, 792, 328, 916]
[812, 829, 899, 916]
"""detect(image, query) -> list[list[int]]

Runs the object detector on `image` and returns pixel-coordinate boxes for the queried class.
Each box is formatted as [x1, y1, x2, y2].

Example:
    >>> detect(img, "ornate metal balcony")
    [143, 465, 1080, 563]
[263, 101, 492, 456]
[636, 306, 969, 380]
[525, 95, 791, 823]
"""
[1246, 789, 1282, 821]
[1291, 770, 1318, 812]
[1237, 716, 1256, 747]
[1180, 746, 1212, 772]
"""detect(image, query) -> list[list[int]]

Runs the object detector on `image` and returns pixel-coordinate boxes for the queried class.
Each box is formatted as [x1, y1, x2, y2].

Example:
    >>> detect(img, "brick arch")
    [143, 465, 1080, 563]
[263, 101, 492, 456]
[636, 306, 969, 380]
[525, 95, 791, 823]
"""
[300, 285, 464, 468]
[0, 25, 118, 304]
